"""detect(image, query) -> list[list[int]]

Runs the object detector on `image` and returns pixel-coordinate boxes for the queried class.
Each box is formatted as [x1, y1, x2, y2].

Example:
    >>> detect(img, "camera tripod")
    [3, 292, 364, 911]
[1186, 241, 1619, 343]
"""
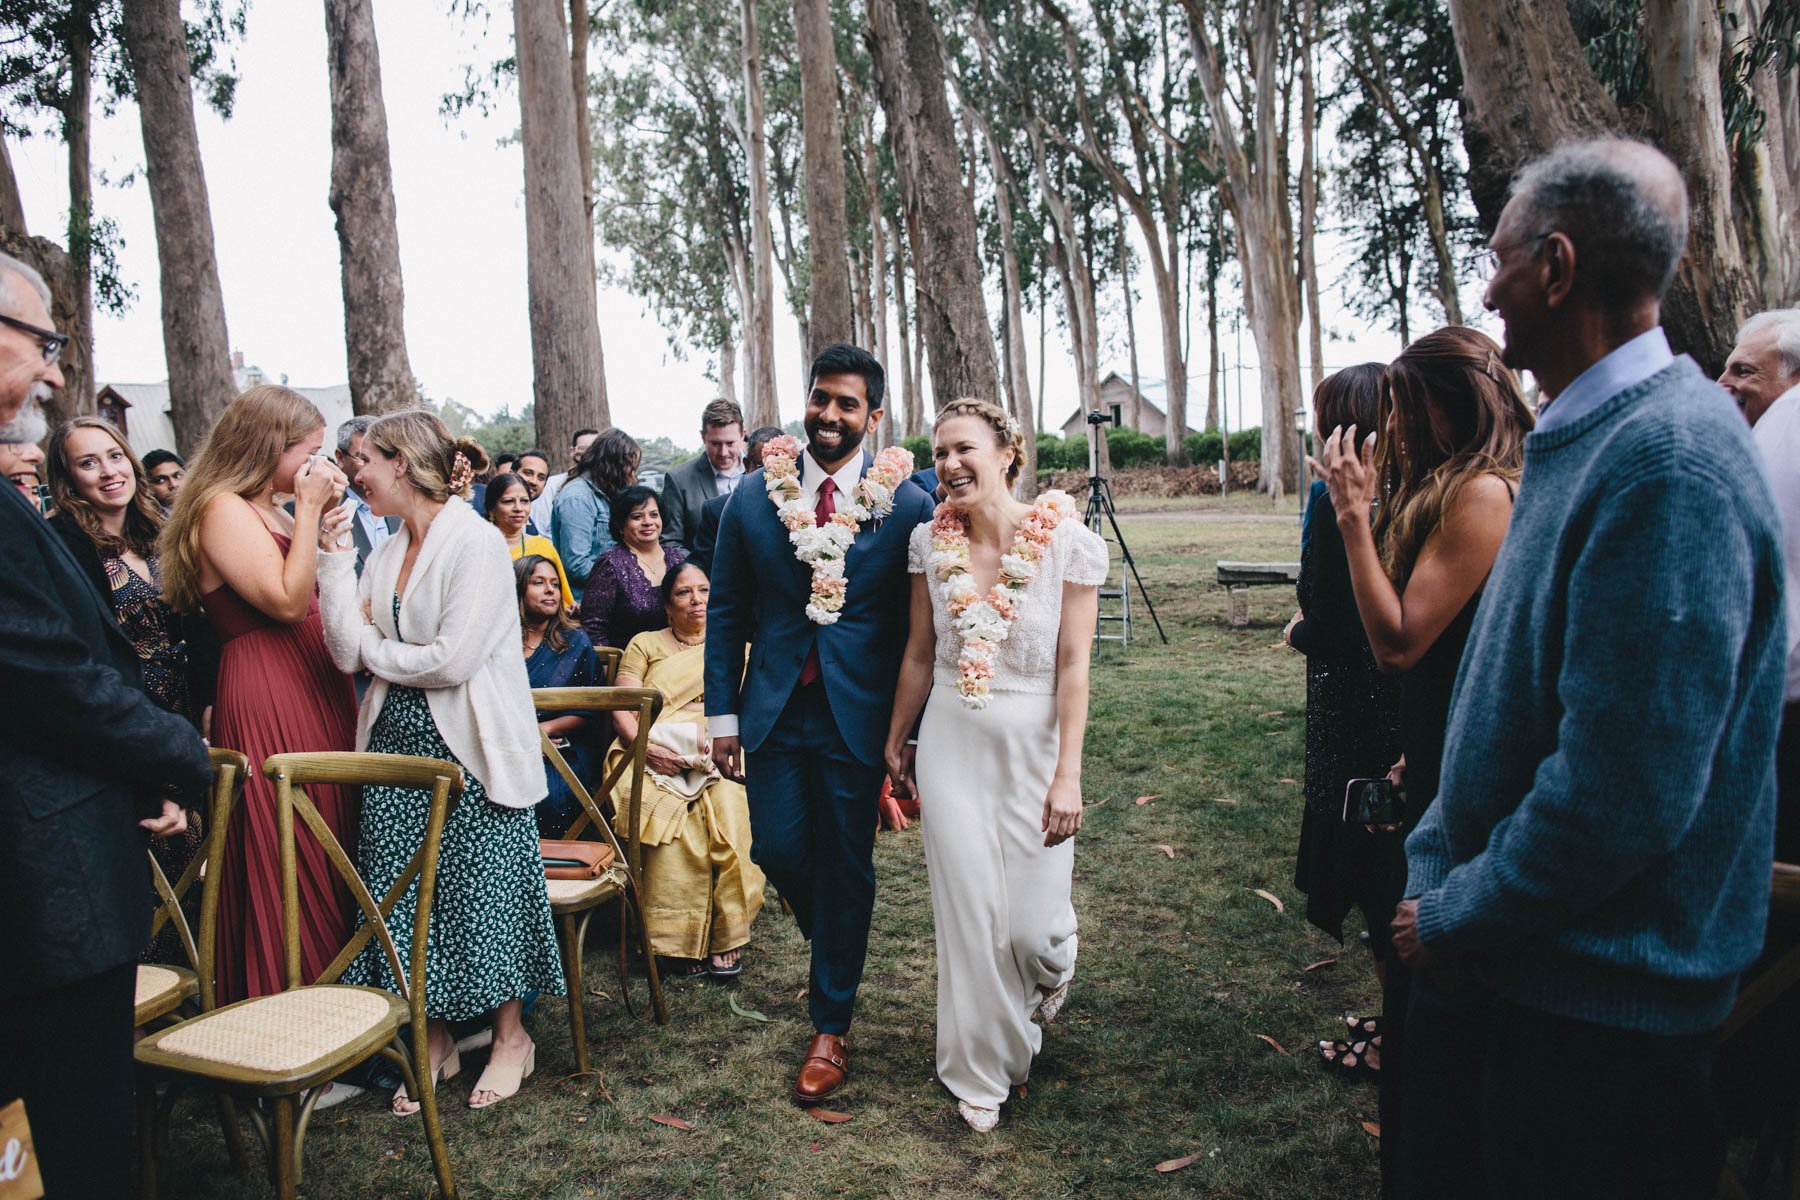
[1084, 410, 1167, 646]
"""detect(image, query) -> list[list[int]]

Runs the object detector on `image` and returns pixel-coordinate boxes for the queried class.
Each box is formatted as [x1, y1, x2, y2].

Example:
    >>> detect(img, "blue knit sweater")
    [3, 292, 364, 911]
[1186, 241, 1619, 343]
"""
[1406, 356, 1785, 1035]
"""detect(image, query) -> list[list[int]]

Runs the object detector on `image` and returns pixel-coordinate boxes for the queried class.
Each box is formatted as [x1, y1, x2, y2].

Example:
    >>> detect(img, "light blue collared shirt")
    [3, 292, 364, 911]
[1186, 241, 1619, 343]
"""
[1533, 328, 1674, 434]
[350, 489, 389, 551]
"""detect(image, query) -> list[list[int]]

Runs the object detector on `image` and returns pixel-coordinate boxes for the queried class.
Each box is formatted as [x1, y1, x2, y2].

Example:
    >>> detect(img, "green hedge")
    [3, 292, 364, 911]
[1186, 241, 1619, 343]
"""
[905, 427, 1266, 473]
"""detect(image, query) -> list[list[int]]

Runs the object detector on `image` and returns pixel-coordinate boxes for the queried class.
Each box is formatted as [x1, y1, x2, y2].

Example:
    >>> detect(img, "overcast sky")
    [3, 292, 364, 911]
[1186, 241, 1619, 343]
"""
[9, 4, 1458, 450]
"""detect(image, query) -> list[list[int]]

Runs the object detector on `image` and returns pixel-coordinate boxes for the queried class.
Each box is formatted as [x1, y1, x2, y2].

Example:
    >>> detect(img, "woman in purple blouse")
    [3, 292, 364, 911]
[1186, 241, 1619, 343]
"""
[579, 484, 686, 649]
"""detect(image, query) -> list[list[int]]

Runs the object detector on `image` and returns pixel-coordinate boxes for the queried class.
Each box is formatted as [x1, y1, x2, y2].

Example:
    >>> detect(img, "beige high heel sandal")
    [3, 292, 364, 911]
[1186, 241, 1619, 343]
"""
[392, 1045, 461, 1116]
[468, 1040, 536, 1110]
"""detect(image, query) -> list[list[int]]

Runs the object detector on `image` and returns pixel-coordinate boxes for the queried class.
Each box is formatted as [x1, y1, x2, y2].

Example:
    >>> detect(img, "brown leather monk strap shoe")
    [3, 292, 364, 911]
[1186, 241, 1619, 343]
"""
[793, 1032, 848, 1102]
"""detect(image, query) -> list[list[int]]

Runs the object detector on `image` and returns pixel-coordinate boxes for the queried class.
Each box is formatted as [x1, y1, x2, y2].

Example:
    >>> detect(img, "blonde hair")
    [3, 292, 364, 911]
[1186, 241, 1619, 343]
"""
[933, 397, 1024, 487]
[365, 409, 489, 503]
[47, 416, 165, 558]
[159, 385, 325, 613]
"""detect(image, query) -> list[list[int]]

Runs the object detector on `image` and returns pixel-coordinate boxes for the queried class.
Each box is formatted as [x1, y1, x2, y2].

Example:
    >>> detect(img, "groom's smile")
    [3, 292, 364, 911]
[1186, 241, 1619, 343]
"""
[804, 371, 884, 470]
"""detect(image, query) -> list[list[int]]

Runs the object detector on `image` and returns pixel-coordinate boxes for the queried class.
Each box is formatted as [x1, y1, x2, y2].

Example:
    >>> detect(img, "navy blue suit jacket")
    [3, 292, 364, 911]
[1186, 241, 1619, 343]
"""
[705, 454, 935, 766]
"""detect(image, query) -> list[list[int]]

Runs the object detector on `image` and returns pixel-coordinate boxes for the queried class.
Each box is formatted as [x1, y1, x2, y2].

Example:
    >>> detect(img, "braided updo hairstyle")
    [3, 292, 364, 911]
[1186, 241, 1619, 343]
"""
[365, 409, 490, 502]
[933, 397, 1025, 488]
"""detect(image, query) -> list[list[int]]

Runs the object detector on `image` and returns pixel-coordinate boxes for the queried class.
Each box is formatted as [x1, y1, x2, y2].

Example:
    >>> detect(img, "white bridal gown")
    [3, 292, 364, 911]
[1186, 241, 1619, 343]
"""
[909, 515, 1110, 1110]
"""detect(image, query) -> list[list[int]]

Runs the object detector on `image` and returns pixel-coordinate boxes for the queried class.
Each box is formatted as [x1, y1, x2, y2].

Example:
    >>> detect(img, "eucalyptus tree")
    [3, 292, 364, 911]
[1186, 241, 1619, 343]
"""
[793, 0, 853, 354]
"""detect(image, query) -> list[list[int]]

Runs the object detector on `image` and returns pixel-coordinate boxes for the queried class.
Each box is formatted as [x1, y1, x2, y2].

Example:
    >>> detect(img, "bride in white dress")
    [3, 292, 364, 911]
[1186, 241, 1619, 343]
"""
[885, 398, 1107, 1132]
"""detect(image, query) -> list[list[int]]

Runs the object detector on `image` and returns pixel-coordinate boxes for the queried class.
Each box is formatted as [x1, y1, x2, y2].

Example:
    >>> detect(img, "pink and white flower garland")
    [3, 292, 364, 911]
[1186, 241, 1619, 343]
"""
[763, 435, 916, 625]
[928, 490, 1077, 709]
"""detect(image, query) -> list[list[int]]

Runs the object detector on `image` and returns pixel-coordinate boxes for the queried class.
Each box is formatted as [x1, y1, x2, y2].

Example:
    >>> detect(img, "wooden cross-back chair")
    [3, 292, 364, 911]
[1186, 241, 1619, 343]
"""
[135, 752, 465, 1200]
[533, 685, 667, 1077]
[1719, 862, 1800, 1199]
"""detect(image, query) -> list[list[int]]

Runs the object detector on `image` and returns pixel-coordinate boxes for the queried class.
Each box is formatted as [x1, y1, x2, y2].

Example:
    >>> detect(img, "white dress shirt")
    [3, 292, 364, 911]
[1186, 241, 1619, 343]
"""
[710, 448, 865, 739]
[530, 471, 567, 533]
[714, 463, 744, 495]
[1754, 383, 1800, 702]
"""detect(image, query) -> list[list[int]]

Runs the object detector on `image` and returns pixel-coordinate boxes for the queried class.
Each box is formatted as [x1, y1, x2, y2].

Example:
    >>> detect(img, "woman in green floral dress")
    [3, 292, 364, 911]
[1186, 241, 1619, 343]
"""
[318, 410, 562, 1114]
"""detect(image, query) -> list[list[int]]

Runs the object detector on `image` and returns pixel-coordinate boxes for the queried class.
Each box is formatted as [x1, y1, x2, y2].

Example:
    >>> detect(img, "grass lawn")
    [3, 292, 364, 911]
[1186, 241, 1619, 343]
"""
[154, 505, 1384, 1199]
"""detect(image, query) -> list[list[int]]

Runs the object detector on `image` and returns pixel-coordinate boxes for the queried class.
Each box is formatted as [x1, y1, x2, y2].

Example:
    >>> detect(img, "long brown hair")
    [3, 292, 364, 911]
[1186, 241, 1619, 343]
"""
[515, 554, 577, 654]
[47, 416, 164, 557]
[159, 385, 325, 612]
[1372, 327, 1533, 589]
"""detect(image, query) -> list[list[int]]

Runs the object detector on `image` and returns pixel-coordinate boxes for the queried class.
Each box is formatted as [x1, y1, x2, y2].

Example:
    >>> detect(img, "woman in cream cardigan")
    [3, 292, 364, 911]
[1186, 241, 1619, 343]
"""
[318, 410, 562, 1115]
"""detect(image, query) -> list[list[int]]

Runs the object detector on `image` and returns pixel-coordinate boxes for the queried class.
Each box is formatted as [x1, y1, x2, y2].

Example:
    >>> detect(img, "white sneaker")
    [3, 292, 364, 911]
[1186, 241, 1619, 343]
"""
[1037, 933, 1078, 1024]
[311, 1081, 365, 1112]
[958, 1100, 999, 1132]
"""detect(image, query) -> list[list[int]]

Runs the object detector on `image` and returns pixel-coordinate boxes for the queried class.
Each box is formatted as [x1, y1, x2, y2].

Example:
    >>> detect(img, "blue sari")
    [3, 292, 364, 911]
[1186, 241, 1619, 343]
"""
[526, 626, 601, 836]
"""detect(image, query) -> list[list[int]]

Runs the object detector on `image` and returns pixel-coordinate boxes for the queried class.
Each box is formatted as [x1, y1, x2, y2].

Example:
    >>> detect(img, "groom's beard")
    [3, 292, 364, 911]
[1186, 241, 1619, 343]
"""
[0, 388, 49, 444]
[804, 415, 866, 464]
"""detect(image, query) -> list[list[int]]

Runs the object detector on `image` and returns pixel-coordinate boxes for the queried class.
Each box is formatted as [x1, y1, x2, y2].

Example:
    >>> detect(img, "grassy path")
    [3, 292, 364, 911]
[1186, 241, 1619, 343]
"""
[157, 503, 1383, 1199]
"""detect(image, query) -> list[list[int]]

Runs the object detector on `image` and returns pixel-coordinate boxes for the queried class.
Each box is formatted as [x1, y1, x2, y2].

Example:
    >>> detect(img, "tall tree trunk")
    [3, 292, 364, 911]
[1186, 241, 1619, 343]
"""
[0, 133, 81, 429]
[325, 0, 420, 416]
[568, 0, 610, 417]
[717, 326, 738, 410]
[1205, 255, 1220, 433]
[892, 209, 922, 439]
[1298, 0, 1323, 394]
[1036, 274, 1047, 432]
[795, 0, 853, 353]
[1733, 0, 1800, 306]
[1116, 200, 1141, 427]
[515, 0, 610, 453]
[62, 2, 96, 417]
[1183, 0, 1301, 497]
[741, 0, 779, 428]
[978, 118, 1036, 491]
[867, 0, 1000, 404]
[120, 0, 237, 455]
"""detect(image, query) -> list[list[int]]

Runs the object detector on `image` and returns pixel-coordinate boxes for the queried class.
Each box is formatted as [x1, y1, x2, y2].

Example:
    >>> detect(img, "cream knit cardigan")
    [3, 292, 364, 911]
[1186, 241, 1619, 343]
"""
[319, 497, 547, 810]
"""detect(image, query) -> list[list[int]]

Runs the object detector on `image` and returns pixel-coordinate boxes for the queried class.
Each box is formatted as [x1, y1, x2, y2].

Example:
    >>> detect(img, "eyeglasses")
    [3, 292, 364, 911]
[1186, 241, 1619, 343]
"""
[0, 314, 68, 364]
[1484, 232, 1552, 274]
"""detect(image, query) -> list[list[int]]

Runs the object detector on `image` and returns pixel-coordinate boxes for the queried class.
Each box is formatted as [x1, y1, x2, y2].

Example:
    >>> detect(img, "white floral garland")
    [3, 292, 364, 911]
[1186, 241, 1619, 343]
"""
[927, 490, 1077, 709]
[762, 434, 917, 625]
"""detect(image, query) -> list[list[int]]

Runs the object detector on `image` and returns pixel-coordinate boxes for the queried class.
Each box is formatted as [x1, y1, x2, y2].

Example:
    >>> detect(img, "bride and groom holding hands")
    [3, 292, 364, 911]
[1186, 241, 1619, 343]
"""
[705, 343, 1108, 1131]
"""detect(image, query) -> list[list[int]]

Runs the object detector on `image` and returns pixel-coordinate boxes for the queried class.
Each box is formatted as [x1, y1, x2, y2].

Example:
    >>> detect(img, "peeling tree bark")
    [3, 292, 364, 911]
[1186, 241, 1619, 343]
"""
[741, 0, 779, 428]
[795, 0, 854, 354]
[325, 0, 420, 416]
[120, 0, 237, 455]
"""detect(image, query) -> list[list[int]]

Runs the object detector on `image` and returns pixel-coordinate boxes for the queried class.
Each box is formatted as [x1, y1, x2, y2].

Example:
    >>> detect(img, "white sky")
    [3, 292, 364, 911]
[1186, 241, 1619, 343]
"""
[8, 4, 1486, 451]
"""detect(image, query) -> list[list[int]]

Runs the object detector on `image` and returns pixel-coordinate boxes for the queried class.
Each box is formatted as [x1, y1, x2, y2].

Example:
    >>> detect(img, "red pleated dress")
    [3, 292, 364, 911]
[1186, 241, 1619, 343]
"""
[203, 530, 360, 1004]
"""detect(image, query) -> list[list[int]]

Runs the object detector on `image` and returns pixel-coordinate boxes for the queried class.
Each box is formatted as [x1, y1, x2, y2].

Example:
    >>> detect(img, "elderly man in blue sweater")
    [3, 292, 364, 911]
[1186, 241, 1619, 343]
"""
[1391, 138, 1786, 1198]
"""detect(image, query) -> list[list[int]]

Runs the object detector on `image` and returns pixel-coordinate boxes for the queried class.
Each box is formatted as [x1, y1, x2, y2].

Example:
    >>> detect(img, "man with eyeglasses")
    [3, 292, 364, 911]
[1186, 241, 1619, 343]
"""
[0, 250, 213, 1197]
[332, 413, 399, 579]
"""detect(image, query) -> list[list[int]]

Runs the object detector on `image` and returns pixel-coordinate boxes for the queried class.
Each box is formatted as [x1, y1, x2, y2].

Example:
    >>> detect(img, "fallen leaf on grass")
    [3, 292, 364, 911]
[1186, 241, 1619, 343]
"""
[1134, 794, 1160, 806]
[1257, 710, 1286, 718]
[728, 993, 771, 1023]
[809, 1142, 822, 1153]
[1087, 796, 1110, 807]
[795, 988, 808, 1001]
[1255, 1033, 1291, 1056]
[1303, 958, 1337, 972]
[810, 1109, 854, 1124]
[1276, 778, 1299, 784]
[1154, 1152, 1202, 1173]
[650, 1114, 695, 1131]
[1361, 1121, 1381, 1138]
[1213, 797, 1237, 805]
[1155, 844, 1176, 859]
[1251, 888, 1286, 912]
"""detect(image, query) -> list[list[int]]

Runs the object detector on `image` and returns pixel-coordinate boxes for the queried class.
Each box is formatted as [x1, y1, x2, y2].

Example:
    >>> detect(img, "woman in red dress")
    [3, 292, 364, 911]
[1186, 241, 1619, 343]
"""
[160, 385, 359, 1004]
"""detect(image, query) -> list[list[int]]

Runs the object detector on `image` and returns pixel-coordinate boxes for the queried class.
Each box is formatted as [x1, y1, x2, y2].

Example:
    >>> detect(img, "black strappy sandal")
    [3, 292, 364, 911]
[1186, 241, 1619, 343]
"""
[1317, 1035, 1381, 1080]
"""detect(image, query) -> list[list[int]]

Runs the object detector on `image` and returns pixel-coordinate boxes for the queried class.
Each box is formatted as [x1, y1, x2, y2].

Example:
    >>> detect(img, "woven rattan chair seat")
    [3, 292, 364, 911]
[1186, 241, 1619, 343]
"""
[134, 964, 196, 1024]
[547, 869, 625, 912]
[147, 986, 404, 1076]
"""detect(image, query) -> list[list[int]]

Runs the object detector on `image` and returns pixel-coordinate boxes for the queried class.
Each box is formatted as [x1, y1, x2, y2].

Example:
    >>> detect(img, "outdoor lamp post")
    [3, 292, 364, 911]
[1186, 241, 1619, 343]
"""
[1294, 405, 1309, 521]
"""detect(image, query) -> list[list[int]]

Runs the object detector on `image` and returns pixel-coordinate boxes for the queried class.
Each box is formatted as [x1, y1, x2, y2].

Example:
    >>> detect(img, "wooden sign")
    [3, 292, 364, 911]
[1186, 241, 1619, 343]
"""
[0, 1100, 44, 1200]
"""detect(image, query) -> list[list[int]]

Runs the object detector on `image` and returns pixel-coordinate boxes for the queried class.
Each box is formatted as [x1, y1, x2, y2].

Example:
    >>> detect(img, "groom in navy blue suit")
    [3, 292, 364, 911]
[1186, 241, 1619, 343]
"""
[706, 343, 935, 1102]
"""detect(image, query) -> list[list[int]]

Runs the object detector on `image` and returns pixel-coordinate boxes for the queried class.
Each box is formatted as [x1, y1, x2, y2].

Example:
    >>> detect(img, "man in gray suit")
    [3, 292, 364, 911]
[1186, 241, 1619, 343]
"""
[660, 398, 746, 550]
[332, 414, 400, 577]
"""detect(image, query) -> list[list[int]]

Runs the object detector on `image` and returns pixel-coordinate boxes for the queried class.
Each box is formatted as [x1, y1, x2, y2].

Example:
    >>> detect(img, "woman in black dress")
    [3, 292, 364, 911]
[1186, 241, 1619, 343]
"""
[1285, 366, 1403, 1074]
[1311, 327, 1532, 1198]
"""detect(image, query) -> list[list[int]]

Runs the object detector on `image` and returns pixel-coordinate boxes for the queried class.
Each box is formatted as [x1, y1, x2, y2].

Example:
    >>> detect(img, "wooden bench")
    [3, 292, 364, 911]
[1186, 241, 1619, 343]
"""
[1216, 561, 1300, 626]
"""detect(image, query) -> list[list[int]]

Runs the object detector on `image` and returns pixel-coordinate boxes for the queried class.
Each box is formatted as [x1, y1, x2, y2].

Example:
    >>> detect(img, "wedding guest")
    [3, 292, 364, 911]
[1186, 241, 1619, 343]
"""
[518, 553, 602, 836]
[492, 451, 519, 478]
[515, 447, 552, 506]
[613, 561, 765, 978]
[318, 409, 563, 1113]
[142, 448, 186, 512]
[486, 470, 574, 608]
[1312, 325, 1531, 1193]
[1720, 308, 1800, 427]
[160, 384, 360, 1006]
[1754, 378, 1800, 863]
[885, 398, 1106, 1131]
[1396, 138, 1783, 1199]
[552, 427, 640, 587]
[331, 415, 399, 578]
[692, 425, 783, 573]
[579, 484, 685, 649]
[533, 426, 599, 533]
[1284, 365, 1404, 1078]
[47, 418, 214, 958]
[0, 433, 44, 505]
[0, 252, 211, 1199]
[660, 398, 746, 550]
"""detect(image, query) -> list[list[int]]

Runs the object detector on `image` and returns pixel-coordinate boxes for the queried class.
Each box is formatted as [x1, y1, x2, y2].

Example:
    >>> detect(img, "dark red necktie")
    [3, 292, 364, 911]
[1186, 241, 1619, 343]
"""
[796, 477, 837, 687]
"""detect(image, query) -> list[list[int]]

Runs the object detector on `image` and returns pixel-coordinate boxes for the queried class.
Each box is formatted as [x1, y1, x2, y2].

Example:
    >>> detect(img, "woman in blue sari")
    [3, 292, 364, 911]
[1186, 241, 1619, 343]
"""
[517, 554, 601, 836]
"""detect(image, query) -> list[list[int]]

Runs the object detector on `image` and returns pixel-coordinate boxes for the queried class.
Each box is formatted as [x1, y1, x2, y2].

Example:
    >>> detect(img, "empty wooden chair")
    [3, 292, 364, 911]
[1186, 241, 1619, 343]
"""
[533, 686, 667, 1077]
[135, 752, 465, 1200]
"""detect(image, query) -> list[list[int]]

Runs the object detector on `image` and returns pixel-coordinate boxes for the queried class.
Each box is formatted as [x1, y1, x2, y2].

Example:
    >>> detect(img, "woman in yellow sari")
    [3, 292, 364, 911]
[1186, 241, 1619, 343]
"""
[608, 560, 765, 978]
